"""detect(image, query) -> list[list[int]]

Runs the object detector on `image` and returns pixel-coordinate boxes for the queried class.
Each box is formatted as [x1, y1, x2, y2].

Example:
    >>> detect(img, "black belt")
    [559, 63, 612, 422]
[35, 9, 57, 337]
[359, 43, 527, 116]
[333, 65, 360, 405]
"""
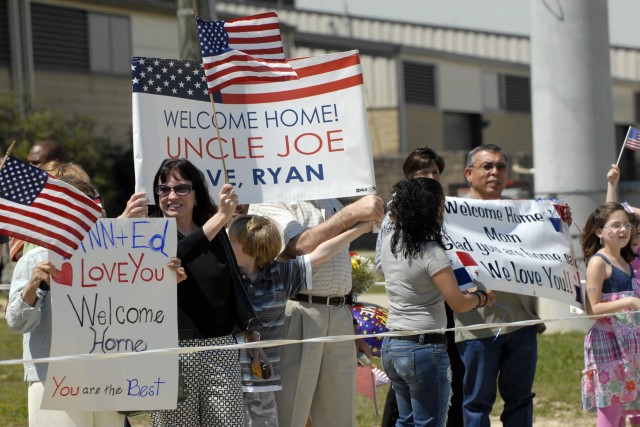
[392, 333, 447, 345]
[291, 294, 347, 307]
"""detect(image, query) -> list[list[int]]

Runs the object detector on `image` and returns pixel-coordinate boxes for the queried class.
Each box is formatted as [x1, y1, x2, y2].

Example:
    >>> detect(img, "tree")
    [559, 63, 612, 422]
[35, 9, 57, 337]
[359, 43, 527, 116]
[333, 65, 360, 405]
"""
[0, 93, 133, 217]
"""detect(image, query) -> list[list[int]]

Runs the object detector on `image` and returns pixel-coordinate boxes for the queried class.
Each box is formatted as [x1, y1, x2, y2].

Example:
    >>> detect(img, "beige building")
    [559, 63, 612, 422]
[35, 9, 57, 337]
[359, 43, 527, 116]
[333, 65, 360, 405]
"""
[1, 0, 640, 199]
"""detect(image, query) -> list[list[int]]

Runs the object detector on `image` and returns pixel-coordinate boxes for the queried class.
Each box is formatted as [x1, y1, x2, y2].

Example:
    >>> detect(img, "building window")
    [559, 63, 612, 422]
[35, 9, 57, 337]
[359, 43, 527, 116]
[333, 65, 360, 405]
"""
[31, 3, 130, 75]
[499, 74, 531, 113]
[443, 112, 483, 151]
[0, 0, 9, 66]
[635, 92, 640, 124]
[403, 61, 436, 106]
[89, 14, 131, 75]
[32, 3, 89, 71]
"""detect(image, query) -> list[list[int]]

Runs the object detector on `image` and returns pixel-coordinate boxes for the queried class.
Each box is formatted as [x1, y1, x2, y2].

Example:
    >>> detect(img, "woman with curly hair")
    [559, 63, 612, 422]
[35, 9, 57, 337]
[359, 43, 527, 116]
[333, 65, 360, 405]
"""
[380, 178, 496, 427]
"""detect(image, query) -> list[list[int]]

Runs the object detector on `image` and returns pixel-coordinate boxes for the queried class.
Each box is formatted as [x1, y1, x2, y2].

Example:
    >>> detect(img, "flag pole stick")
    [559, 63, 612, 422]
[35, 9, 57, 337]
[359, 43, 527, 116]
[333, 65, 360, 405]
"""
[0, 140, 17, 174]
[193, 0, 229, 185]
[615, 126, 632, 167]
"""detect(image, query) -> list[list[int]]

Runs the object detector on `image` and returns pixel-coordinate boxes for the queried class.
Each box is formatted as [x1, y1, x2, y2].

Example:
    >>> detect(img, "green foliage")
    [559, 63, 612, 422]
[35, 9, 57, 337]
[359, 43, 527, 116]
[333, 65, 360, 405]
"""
[0, 316, 28, 426]
[0, 93, 135, 216]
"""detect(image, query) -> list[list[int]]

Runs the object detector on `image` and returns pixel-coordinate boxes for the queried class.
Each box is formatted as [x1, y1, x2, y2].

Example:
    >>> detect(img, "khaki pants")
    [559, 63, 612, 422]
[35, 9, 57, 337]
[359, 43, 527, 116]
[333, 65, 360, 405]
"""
[275, 301, 356, 427]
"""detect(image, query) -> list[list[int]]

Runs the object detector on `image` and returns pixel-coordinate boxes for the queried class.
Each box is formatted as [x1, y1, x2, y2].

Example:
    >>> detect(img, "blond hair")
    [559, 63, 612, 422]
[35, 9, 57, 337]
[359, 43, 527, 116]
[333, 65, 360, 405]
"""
[52, 162, 91, 182]
[228, 215, 282, 269]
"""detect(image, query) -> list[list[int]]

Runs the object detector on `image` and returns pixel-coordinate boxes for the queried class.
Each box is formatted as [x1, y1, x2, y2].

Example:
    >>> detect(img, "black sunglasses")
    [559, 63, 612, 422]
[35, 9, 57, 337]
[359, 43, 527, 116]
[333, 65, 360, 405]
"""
[156, 184, 193, 197]
[475, 162, 507, 172]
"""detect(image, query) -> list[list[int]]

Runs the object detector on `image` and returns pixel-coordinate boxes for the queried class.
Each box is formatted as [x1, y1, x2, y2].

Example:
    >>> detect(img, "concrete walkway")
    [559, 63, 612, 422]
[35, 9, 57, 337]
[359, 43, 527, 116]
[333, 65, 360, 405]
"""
[354, 289, 389, 309]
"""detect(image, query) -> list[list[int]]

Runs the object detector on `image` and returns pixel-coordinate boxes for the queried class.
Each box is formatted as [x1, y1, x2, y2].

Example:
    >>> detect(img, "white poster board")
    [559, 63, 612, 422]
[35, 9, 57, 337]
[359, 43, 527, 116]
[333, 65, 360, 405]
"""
[443, 197, 583, 308]
[132, 50, 377, 204]
[42, 218, 179, 411]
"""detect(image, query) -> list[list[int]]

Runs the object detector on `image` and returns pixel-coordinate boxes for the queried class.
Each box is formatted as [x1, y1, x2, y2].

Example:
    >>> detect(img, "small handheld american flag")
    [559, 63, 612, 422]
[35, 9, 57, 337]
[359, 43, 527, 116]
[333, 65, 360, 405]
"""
[0, 156, 102, 258]
[196, 12, 298, 93]
[625, 126, 640, 151]
[615, 126, 640, 166]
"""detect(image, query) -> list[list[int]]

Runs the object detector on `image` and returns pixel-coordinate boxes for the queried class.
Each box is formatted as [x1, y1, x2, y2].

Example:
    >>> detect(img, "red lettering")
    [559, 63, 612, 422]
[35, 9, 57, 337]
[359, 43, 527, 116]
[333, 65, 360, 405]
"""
[248, 137, 264, 158]
[81, 259, 97, 288]
[117, 262, 129, 283]
[327, 129, 344, 152]
[129, 253, 145, 282]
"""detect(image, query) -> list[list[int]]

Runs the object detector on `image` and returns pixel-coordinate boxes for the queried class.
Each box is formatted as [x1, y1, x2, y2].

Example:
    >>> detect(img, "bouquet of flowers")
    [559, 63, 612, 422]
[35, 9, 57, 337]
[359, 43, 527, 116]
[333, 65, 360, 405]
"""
[349, 251, 380, 295]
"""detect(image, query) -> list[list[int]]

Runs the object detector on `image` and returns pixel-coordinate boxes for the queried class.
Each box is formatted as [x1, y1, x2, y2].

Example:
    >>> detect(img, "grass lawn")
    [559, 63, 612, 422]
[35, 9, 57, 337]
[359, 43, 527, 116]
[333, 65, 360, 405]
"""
[0, 314, 28, 426]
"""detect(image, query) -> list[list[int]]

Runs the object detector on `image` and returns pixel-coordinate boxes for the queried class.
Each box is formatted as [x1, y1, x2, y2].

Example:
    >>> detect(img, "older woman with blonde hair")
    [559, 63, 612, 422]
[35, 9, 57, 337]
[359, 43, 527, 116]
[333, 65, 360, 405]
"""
[6, 169, 185, 427]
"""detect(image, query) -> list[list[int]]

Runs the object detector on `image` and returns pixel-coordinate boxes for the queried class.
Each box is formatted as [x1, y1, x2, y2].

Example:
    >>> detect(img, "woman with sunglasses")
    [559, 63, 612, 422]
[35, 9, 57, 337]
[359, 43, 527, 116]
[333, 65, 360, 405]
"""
[149, 158, 258, 427]
[380, 178, 496, 427]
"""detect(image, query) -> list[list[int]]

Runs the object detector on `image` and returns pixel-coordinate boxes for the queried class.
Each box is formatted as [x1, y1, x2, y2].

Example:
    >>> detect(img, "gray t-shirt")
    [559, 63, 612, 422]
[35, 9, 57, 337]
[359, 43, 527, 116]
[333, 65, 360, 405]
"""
[381, 234, 451, 332]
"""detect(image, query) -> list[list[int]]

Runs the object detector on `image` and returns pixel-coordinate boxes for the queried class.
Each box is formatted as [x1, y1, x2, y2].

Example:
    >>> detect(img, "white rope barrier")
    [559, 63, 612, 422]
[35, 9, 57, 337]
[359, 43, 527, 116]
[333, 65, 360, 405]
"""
[1, 310, 625, 368]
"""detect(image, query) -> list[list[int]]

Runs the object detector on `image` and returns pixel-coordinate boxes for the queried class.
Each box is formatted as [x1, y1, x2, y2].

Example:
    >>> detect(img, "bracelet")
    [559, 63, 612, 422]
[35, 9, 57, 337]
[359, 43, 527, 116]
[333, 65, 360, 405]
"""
[475, 289, 489, 308]
[246, 331, 261, 342]
[472, 291, 482, 309]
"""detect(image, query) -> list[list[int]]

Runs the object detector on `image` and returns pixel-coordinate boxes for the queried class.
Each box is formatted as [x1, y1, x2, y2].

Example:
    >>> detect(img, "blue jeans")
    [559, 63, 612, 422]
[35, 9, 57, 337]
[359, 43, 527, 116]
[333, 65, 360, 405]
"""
[381, 337, 451, 427]
[456, 325, 537, 427]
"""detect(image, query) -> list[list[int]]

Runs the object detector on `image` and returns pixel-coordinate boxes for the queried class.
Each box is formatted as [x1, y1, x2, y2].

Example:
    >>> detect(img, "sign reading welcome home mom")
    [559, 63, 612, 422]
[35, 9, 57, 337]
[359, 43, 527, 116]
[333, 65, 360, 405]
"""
[42, 219, 179, 411]
[444, 198, 582, 308]
[132, 50, 377, 204]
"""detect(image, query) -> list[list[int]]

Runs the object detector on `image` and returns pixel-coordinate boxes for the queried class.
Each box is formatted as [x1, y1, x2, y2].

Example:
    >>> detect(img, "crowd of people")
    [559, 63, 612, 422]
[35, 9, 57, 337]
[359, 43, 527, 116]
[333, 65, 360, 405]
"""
[1, 140, 638, 427]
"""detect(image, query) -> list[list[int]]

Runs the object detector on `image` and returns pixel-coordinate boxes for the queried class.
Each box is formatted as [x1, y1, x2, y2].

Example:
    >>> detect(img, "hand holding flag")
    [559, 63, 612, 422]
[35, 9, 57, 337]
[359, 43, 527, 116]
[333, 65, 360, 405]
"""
[196, 12, 298, 93]
[0, 157, 102, 258]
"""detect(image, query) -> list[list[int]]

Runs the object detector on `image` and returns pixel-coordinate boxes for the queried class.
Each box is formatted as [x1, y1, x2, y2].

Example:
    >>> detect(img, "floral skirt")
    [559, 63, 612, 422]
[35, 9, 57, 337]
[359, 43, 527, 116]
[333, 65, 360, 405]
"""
[582, 291, 640, 415]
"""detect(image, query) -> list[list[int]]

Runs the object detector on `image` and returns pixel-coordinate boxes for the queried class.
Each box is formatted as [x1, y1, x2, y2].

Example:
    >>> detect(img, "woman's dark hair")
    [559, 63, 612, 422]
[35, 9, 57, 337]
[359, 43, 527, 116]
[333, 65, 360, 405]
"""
[389, 177, 445, 259]
[402, 147, 445, 179]
[152, 158, 217, 226]
[581, 202, 635, 264]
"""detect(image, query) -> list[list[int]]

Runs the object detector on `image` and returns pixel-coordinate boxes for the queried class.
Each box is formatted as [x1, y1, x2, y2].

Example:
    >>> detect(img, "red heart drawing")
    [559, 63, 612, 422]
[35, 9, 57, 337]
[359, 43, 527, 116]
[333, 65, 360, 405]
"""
[52, 262, 73, 287]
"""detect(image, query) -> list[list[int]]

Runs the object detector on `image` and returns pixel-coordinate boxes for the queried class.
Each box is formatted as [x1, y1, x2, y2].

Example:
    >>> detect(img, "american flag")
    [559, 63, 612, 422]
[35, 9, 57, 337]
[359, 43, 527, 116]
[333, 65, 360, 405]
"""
[8, 237, 24, 261]
[0, 157, 102, 259]
[196, 12, 297, 93]
[131, 50, 363, 105]
[625, 126, 640, 151]
[371, 366, 390, 386]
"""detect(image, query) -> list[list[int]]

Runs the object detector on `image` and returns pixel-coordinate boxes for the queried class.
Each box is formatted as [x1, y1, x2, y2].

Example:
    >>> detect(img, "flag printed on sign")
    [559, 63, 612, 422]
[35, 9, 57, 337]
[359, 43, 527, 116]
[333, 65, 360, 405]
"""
[216, 51, 363, 105]
[0, 157, 102, 259]
[451, 251, 480, 289]
[196, 12, 298, 93]
[130, 51, 363, 105]
[625, 126, 640, 151]
[131, 58, 210, 101]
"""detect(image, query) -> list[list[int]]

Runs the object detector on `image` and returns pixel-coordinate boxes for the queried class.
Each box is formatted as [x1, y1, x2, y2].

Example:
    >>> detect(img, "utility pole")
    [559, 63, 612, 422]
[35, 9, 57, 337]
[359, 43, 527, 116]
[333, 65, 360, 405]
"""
[531, 1, 614, 332]
[176, 0, 214, 60]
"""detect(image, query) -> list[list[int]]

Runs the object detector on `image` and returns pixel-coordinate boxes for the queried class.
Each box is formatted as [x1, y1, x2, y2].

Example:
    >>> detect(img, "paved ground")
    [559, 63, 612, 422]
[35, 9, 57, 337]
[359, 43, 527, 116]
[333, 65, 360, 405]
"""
[355, 291, 389, 309]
